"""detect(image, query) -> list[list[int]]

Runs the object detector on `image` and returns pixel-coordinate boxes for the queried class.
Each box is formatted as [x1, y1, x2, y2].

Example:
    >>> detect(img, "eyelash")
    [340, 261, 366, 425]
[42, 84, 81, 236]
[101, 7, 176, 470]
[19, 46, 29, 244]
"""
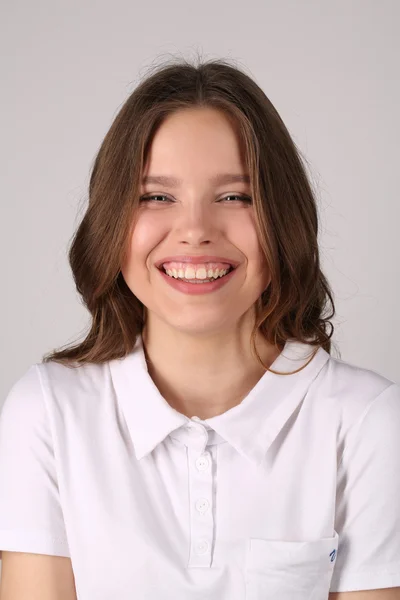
[140, 194, 252, 204]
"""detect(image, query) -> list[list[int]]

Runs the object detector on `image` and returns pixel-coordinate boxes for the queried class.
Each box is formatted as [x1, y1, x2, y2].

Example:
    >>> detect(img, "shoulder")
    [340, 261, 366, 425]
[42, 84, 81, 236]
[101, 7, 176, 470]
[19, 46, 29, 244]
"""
[1, 359, 112, 432]
[0, 365, 45, 432]
[314, 349, 398, 423]
[35, 358, 111, 407]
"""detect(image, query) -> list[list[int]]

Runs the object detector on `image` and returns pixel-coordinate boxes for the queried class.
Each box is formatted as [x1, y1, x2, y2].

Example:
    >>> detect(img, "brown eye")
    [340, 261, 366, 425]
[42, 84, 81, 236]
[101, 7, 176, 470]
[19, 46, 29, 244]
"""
[218, 195, 252, 204]
[140, 195, 173, 203]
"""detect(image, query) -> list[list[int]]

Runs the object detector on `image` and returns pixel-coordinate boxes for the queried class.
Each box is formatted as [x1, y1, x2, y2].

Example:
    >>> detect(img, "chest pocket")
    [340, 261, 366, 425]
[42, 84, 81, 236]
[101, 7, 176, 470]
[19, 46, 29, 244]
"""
[245, 530, 339, 600]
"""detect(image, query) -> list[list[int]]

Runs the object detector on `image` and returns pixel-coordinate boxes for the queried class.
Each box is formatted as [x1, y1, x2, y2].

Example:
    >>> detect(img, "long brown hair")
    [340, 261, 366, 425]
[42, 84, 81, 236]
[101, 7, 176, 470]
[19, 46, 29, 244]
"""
[42, 54, 339, 373]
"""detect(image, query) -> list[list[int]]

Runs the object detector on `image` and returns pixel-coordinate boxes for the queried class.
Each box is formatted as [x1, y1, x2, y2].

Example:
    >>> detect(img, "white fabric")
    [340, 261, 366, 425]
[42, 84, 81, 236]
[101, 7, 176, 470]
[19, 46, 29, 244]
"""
[0, 335, 399, 599]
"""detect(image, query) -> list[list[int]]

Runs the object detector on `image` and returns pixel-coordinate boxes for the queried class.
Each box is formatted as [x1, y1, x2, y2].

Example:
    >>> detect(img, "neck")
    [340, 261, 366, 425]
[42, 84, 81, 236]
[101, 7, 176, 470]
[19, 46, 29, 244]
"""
[140, 315, 282, 420]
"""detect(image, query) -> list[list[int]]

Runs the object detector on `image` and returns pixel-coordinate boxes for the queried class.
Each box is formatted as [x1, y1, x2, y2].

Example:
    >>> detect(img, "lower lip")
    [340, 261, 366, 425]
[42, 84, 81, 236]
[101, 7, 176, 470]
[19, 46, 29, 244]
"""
[158, 267, 237, 295]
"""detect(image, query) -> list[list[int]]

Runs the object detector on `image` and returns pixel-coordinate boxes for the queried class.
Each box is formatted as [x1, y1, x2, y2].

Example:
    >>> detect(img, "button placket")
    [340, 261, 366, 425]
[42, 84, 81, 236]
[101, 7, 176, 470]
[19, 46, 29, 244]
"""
[186, 424, 215, 568]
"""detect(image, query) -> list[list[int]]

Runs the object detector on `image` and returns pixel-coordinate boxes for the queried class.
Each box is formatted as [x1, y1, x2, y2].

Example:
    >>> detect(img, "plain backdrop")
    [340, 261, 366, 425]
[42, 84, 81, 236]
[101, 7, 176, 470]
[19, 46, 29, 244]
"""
[0, 2, 399, 573]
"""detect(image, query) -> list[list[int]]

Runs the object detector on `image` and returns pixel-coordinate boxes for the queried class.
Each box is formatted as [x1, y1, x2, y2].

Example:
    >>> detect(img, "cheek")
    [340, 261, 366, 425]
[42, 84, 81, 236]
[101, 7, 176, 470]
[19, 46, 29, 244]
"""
[230, 214, 269, 288]
[229, 213, 263, 261]
[125, 213, 166, 269]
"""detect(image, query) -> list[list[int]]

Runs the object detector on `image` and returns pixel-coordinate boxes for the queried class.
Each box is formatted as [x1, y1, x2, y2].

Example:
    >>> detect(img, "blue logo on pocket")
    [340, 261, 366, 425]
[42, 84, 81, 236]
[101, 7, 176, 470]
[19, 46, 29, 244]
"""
[330, 549, 336, 562]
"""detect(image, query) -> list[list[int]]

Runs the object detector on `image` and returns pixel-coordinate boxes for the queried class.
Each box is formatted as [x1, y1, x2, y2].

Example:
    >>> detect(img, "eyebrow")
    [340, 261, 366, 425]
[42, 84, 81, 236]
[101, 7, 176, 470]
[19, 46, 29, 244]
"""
[141, 173, 250, 187]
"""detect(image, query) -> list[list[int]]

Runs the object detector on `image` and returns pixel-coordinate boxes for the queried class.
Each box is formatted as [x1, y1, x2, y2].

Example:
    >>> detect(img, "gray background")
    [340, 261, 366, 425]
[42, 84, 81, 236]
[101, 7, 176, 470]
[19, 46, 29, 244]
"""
[0, 1, 399, 571]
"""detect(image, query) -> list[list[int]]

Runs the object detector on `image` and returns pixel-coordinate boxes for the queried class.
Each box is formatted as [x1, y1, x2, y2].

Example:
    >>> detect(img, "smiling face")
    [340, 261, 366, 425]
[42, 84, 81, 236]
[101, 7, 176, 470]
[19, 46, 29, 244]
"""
[121, 107, 270, 337]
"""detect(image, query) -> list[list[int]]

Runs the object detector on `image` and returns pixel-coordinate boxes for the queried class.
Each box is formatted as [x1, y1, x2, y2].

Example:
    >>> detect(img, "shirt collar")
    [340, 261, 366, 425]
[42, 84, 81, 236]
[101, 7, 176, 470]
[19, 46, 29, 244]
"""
[109, 335, 330, 466]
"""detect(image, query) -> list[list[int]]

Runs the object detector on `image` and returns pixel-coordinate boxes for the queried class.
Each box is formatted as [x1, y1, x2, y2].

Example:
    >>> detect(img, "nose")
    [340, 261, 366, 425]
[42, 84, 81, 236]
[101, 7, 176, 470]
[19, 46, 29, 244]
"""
[175, 200, 218, 246]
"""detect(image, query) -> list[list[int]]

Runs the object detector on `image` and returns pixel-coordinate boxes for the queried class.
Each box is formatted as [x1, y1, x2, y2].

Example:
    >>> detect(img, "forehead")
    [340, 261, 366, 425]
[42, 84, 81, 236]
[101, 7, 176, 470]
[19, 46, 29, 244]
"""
[143, 107, 248, 179]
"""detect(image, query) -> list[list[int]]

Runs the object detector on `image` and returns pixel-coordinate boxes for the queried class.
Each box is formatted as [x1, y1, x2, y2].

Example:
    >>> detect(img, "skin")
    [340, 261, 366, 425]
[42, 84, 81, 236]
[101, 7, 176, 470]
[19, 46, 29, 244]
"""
[121, 106, 281, 419]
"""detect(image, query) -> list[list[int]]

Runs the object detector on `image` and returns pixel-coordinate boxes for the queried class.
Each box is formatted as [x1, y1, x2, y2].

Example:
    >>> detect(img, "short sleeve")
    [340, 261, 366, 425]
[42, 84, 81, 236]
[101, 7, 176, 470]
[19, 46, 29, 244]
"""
[0, 364, 70, 558]
[330, 382, 400, 592]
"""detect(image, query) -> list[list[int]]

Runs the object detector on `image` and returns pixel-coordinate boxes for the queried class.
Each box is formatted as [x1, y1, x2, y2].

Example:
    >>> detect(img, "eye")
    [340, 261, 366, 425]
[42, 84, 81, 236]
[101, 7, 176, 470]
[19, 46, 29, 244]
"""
[140, 194, 173, 203]
[218, 195, 252, 204]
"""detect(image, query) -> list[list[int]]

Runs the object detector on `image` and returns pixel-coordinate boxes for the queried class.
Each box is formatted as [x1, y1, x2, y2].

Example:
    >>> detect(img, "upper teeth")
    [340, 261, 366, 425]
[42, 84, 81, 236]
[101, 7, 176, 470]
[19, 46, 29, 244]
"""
[162, 263, 232, 280]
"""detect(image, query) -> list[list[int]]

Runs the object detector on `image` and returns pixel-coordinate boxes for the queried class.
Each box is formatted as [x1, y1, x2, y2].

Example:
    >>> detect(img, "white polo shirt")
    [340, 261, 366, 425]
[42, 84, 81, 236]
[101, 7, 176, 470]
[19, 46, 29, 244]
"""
[0, 335, 399, 599]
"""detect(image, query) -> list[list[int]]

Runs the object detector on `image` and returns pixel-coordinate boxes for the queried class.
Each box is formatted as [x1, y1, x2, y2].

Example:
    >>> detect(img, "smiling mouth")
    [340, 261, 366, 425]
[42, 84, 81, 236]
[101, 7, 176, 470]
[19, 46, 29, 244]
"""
[159, 264, 235, 282]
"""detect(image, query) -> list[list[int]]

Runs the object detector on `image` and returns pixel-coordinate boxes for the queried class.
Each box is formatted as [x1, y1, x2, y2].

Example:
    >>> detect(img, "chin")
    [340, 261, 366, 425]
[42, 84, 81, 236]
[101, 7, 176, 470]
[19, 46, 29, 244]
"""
[161, 314, 237, 337]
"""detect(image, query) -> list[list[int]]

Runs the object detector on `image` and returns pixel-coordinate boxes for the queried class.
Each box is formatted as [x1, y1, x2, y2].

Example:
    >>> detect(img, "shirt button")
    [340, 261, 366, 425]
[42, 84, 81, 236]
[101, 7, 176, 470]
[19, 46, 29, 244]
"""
[195, 540, 210, 555]
[196, 454, 210, 471]
[195, 498, 210, 513]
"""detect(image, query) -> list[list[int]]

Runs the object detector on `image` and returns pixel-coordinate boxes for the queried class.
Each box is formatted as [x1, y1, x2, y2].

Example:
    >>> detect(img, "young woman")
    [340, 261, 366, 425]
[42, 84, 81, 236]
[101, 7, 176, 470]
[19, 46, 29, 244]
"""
[0, 57, 399, 600]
